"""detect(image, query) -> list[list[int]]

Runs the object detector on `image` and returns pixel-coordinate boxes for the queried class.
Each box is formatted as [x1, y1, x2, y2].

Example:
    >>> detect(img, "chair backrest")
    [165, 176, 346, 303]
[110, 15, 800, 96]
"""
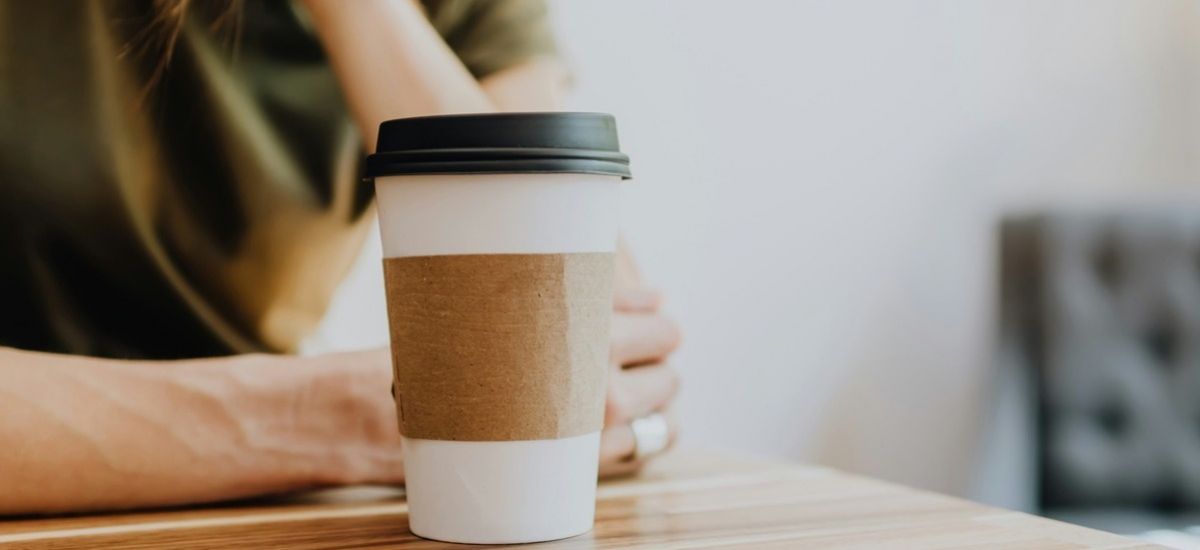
[1000, 210, 1200, 510]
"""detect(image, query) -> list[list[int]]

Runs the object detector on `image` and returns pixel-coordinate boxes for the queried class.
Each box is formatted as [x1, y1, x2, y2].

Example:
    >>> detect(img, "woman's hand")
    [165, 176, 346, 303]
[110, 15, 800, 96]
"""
[599, 286, 683, 478]
[306, 289, 683, 484]
[319, 285, 686, 482]
[0, 289, 681, 516]
[266, 350, 405, 486]
[322, 286, 684, 483]
[334, 284, 684, 482]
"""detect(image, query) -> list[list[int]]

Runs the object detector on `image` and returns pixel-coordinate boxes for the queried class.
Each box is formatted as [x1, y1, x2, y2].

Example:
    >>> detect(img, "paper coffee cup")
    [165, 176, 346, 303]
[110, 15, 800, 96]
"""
[364, 113, 631, 544]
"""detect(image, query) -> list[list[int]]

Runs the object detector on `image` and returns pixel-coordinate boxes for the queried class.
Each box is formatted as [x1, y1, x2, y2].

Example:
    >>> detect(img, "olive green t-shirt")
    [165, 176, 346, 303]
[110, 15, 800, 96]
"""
[0, 0, 558, 358]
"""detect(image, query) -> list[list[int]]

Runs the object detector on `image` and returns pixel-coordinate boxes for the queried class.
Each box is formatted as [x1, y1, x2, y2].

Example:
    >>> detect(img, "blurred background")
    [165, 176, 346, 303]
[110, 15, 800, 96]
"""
[306, 0, 1200, 540]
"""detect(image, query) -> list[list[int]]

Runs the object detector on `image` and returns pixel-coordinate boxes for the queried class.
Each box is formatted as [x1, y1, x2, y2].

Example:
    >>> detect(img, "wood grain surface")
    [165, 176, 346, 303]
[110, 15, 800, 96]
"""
[0, 450, 1157, 549]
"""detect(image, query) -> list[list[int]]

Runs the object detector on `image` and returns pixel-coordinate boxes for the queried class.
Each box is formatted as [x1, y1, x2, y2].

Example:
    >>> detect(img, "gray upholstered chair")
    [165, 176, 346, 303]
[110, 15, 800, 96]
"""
[992, 208, 1200, 533]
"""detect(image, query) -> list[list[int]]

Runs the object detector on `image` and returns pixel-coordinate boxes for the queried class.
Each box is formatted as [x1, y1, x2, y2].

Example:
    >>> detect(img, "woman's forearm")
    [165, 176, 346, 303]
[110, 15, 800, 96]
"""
[302, 0, 495, 149]
[0, 350, 311, 514]
[0, 349, 399, 515]
[303, 0, 572, 148]
[303, 0, 624, 273]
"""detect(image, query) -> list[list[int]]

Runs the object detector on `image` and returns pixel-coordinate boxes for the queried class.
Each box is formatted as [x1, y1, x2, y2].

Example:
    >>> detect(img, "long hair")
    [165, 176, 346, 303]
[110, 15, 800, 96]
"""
[121, 0, 244, 102]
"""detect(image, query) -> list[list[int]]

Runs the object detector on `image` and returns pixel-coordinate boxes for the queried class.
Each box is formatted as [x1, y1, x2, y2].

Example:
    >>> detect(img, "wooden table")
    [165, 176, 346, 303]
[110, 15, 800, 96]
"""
[0, 450, 1155, 549]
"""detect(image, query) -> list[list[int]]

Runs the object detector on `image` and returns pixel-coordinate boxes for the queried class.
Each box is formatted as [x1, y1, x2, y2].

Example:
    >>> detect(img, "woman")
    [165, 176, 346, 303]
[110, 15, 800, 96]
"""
[0, 0, 681, 514]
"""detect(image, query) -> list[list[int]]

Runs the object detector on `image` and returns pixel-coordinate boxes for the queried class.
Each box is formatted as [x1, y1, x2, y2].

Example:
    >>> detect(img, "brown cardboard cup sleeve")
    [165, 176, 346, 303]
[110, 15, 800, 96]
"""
[383, 253, 615, 442]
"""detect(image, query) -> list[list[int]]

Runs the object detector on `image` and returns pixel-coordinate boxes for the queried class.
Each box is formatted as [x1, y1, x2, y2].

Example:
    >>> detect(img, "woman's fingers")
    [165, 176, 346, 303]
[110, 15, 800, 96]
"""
[613, 286, 663, 313]
[300, 349, 407, 486]
[610, 312, 682, 367]
[598, 409, 681, 479]
[598, 422, 639, 478]
[600, 362, 681, 478]
[605, 363, 680, 426]
[601, 286, 682, 480]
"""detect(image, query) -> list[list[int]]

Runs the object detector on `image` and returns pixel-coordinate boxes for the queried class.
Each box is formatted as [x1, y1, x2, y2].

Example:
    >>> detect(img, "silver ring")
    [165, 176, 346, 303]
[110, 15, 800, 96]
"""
[629, 412, 671, 462]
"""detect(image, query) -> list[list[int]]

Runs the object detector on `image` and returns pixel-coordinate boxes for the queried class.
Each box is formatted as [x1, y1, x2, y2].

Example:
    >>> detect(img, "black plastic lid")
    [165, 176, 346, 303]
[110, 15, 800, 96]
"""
[364, 112, 631, 180]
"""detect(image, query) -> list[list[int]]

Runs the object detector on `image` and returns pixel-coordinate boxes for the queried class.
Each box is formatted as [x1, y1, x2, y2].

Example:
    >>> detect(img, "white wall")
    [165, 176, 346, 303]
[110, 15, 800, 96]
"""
[308, 0, 1200, 496]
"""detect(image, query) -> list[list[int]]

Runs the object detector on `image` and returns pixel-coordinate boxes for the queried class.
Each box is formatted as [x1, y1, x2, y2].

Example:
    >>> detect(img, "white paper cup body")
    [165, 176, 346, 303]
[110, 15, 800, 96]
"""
[375, 172, 619, 544]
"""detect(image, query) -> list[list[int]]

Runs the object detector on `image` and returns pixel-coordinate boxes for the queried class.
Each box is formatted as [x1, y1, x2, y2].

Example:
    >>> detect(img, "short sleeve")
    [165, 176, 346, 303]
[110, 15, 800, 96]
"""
[421, 0, 560, 79]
